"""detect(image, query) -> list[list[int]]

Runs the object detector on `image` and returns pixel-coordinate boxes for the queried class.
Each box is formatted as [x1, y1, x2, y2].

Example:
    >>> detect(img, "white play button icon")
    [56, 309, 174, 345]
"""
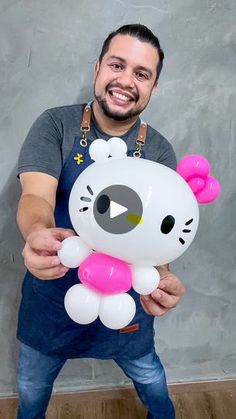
[110, 201, 128, 219]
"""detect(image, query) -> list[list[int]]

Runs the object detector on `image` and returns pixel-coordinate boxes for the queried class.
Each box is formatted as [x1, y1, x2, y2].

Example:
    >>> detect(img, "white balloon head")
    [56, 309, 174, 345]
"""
[69, 138, 199, 266]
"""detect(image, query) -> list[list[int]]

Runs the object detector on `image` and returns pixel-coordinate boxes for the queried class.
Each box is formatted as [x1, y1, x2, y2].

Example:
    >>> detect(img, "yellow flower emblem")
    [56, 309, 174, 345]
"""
[73, 153, 84, 165]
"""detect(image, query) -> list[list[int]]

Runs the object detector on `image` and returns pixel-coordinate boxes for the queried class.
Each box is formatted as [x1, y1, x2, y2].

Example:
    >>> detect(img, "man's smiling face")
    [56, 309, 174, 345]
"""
[93, 34, 159, 121]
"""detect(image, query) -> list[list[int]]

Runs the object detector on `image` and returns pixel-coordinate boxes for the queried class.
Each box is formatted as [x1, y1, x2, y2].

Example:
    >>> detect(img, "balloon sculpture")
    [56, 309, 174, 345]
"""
[58, 137, 220, 329]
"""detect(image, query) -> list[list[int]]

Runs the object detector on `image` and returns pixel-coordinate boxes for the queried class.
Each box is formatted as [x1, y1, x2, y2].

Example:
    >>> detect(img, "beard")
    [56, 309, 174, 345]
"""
[94, 83, 147, 122]
[97, 98, 142, 121]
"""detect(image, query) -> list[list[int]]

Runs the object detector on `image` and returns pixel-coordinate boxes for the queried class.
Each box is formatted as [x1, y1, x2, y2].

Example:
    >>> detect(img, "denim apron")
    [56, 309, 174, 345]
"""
[17, 105, 155, 359]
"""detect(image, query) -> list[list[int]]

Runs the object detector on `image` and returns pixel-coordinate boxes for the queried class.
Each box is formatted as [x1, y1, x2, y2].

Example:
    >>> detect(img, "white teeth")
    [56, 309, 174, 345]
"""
[111, 91, 130, 101]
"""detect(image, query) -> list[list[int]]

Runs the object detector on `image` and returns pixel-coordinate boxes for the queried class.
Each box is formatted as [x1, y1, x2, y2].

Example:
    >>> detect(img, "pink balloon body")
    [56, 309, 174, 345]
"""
[78, 253, 132, 295]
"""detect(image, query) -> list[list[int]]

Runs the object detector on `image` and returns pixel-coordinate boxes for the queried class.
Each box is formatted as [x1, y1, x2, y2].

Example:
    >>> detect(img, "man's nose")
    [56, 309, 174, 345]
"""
[116, 70, 135, 88]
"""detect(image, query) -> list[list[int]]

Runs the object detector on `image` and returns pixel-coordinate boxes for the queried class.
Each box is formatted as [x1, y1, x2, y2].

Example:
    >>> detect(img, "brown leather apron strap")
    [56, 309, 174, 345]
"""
[136, 122, 147, 145]
[80, 105, 92, 147]
[81, 105, 91, 131]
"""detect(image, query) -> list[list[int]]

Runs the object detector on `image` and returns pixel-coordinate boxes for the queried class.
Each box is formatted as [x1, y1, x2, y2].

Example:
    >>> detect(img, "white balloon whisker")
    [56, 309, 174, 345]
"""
[80, 196, 92, 202]
[87, 185, 94, 195]
[79, 207, 89, 212]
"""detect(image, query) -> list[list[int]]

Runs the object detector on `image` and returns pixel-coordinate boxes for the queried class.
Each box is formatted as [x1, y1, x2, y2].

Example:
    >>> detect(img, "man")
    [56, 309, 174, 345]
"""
[16, 24, 184, 419]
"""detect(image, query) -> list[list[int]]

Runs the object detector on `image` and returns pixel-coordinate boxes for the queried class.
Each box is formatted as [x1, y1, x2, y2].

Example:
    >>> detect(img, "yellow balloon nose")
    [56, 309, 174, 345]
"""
[126, 214, 143, 225]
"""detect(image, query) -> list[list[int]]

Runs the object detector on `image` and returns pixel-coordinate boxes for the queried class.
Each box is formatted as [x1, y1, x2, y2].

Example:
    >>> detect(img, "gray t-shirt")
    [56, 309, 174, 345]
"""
[18, 103, 177, 178]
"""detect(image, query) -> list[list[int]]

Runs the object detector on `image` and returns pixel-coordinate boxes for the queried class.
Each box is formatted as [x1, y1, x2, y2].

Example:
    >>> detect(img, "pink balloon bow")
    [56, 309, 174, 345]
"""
[176, 154, 220, 204]
[78, 253, 132, 294]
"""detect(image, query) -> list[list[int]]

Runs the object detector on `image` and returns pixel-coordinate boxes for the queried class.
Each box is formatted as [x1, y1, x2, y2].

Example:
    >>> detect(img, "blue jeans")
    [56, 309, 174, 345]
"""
[16, 342, 175, 419]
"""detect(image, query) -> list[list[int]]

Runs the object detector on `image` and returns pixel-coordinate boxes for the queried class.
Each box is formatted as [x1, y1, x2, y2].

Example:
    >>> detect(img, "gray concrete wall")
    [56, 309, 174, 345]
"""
[0, 0, 235, 397]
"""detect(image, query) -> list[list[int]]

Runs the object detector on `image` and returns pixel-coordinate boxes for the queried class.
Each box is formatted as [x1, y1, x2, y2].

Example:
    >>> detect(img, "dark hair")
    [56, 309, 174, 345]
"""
[99, 24, 164, 82]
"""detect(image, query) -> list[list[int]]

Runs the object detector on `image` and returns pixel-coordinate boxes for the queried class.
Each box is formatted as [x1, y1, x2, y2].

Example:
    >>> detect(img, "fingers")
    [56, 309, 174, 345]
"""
[22, 243, 69, 279]
[27, 228, 75, 252]
[159, 275, 185, 297]
[22, 227, 75, 280]
[140, 295, 169, 317]
[51, 228, 75, 242]
[151, 288, 179, 309]
[139, 273, 185, 317]
[22, 243, 60, 270]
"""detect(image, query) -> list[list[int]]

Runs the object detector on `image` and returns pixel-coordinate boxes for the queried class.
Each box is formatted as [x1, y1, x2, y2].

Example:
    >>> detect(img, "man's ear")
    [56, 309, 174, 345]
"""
[152, 81, 158, 92]
[93, 61, 100, 83]
[149, 81, 158, 97]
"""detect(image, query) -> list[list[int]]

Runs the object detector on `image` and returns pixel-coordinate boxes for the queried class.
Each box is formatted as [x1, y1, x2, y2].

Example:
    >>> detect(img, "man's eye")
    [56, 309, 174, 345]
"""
[109, 63, 123, 71]
[136, 72, 149, 81]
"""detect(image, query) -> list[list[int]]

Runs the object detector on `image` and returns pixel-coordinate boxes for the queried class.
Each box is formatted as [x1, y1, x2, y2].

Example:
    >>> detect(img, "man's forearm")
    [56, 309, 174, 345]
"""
[17, 194, 55, 240]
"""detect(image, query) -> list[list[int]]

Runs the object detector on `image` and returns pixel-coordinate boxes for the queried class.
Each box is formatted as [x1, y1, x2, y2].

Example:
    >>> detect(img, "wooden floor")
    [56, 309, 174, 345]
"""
[1, 380, 236, 419]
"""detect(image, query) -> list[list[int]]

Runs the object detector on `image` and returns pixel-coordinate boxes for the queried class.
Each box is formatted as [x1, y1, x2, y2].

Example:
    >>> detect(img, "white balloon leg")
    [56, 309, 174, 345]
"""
[58, 236, 92, 268]
[64, 284, 100, 324]
[99, 293, 136, 330]
[131, 266, 160, 295]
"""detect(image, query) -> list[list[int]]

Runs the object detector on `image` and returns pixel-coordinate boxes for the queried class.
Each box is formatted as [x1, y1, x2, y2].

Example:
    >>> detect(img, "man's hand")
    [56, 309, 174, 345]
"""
[22, 227, 75, 280]
[140, 272, 185, 317]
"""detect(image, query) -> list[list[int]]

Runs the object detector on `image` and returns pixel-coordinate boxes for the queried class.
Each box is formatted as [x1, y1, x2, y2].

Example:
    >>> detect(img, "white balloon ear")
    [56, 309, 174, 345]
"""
[107, 137, 127, 158]
[89, 139, 110, 161]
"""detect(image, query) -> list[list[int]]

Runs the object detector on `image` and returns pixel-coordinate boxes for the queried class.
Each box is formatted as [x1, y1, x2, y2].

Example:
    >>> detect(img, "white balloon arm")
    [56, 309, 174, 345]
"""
[57, 236, 93, 268]
[131, 266, 160, 295]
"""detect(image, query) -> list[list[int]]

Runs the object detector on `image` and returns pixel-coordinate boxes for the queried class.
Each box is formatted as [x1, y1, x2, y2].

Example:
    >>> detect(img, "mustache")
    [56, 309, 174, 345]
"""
[106, 83, 139, 102]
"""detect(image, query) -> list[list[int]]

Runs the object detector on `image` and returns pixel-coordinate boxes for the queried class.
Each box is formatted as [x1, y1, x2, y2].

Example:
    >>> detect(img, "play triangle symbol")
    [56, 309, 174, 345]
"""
[110, 201, 128, 219]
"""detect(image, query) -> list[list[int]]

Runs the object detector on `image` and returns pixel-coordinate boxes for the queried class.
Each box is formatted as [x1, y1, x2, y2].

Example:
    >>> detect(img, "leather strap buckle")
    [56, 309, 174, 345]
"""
[133, 122, 147, 158]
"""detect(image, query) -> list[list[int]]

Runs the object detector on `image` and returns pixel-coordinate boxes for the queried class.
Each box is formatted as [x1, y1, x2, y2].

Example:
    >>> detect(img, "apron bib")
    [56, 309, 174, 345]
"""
[17, 104, 155, 359]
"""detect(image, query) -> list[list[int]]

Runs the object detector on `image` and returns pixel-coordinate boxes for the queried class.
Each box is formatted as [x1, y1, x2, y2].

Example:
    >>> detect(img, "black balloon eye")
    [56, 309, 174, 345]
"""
[160, 215, 175, 234]
[96, 194, 110, 214]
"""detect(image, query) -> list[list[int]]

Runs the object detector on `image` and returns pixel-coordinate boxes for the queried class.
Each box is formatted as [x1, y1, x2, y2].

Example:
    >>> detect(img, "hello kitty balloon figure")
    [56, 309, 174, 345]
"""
[58, 138, 220, 329]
